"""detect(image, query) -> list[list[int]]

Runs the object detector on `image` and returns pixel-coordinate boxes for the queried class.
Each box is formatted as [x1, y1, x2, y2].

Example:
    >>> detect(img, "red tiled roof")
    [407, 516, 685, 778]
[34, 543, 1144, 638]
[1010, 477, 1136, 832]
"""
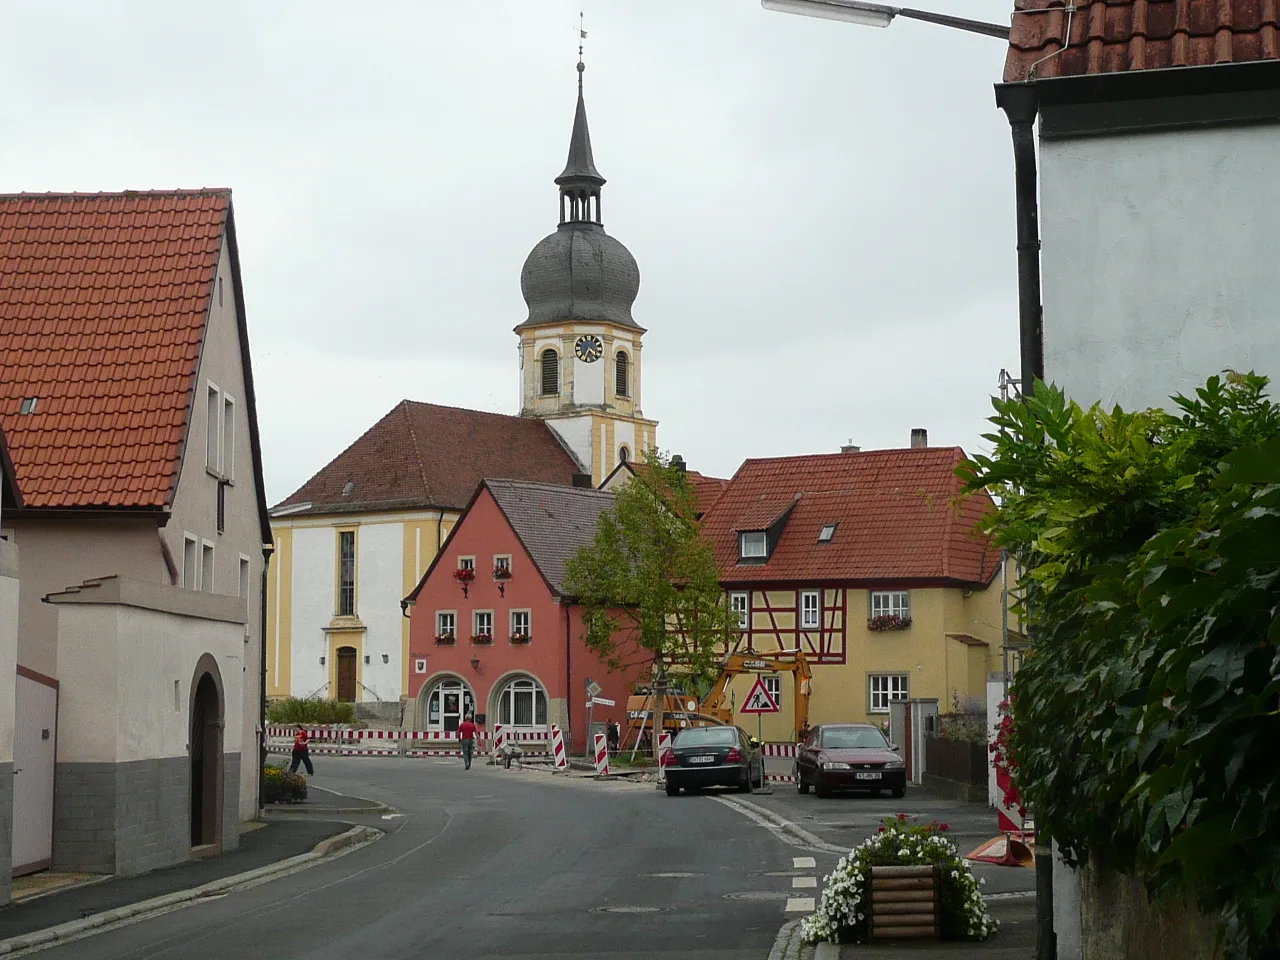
[1005, 0, 1280, 81]
[0, 190, 230, 509]
[274, 400, 584, 515]
[689, 472, 729, 518]
[701, 447, 999, 586]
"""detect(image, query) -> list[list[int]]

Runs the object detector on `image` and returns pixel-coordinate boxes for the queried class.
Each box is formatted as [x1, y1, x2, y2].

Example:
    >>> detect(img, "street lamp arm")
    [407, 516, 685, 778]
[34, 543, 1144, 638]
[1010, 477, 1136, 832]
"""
[762, 0, 1009, 39]
[896, 6, 1010, 39]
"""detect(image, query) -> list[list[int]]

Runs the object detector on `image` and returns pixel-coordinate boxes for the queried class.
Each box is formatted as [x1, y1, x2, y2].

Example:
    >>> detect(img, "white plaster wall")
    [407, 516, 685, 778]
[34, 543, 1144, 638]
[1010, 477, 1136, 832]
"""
[356, 521, 404, 702]
[546, 417, 593, 475]
[290, 526, 334, 698]
[1040, 124, 1280, 410]
[54, 603, 244, 764]
[614, 421, 636, 462]
[573, 355, 605, 405]
[0, 545, 18, 766]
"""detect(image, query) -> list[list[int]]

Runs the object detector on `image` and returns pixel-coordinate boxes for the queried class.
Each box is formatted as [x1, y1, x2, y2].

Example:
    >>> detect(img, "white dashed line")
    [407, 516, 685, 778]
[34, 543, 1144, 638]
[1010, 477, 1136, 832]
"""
[792, 876, 817, 889]
[792, 856, 816, 869]
[785, 896, 816, 913]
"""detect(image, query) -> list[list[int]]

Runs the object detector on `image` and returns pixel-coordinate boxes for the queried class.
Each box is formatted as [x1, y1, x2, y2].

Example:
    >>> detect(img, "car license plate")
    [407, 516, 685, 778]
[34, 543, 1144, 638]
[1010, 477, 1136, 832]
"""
[689, 756, 715, 764]
[856, 772, 881, 780]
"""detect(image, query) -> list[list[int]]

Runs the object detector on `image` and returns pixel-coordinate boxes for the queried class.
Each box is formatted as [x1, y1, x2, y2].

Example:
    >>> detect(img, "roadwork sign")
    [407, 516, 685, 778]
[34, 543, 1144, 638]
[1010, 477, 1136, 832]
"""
[740, 677, 779, 714]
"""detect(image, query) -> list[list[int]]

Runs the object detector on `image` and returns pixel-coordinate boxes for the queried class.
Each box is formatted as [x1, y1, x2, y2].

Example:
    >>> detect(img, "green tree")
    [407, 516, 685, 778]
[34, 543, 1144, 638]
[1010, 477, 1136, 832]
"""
[563, 449, 732, 705]
[960, 372, 1280, 958]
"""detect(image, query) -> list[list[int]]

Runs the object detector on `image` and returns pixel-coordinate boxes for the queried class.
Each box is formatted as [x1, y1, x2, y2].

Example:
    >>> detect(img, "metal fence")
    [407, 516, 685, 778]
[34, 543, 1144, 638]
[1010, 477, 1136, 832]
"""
[923, 735, 987, 786]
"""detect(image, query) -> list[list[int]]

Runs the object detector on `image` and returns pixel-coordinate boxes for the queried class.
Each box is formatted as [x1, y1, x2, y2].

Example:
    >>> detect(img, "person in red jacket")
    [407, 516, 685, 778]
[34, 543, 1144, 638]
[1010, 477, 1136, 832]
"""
[457, 713, 479, 770]
[290, 728, 314, 775]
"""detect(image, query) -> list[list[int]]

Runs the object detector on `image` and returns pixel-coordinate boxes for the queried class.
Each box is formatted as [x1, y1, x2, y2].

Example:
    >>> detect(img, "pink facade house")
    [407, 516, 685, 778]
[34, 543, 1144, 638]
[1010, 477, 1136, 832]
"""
[404, 479, 645, 754]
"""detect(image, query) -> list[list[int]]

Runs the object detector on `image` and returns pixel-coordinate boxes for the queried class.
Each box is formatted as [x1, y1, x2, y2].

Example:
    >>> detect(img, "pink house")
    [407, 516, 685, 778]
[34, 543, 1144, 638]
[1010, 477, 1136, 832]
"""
[404, 479, 646, 754]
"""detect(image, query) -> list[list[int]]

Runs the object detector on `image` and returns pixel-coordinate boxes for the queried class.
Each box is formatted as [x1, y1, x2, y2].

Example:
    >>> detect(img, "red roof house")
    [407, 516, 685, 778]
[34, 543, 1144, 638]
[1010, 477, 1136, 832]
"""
[697, 434, 1006, 735]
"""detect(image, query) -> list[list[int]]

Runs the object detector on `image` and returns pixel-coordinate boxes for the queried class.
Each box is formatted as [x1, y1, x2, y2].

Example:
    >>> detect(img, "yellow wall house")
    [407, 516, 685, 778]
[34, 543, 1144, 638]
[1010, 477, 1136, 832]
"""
[268, 58, 661, 715]
[699, 431, 1010, 742]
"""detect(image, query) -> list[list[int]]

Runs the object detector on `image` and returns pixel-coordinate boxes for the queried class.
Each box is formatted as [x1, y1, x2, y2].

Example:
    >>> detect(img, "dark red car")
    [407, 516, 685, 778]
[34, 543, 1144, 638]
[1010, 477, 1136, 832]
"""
[793, 723, 906, 798]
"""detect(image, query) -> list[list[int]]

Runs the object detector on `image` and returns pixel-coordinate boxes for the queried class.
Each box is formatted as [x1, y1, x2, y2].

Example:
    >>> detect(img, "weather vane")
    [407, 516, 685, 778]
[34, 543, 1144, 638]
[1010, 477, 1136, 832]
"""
[577, 10, 587, 65]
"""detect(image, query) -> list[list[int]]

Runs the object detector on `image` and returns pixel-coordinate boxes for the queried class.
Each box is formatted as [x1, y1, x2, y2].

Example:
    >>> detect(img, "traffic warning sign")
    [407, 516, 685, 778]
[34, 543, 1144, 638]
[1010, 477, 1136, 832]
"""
[740, 676, 779, 714]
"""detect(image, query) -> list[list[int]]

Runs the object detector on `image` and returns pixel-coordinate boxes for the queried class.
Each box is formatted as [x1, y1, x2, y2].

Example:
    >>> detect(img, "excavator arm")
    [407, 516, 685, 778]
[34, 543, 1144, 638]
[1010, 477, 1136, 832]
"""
[699, 651, 812, 740]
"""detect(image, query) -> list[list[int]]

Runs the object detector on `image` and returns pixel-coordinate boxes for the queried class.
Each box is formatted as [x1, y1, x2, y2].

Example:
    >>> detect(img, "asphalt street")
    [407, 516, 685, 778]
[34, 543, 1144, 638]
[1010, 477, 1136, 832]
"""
[28, 757, 817, 960]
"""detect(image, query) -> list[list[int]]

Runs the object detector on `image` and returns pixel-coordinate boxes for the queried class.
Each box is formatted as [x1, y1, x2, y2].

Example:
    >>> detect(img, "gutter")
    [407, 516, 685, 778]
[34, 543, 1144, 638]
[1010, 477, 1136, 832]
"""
[995, 83, 1045, 397]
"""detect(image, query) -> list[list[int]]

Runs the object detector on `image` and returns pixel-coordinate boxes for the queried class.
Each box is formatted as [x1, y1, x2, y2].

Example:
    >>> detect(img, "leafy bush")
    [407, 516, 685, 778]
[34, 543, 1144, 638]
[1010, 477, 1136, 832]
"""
[801, 814, 994, 944]
[960, 372, 1280, 957]
[262, 763, 309, 803]
[267, 698, 356, 725]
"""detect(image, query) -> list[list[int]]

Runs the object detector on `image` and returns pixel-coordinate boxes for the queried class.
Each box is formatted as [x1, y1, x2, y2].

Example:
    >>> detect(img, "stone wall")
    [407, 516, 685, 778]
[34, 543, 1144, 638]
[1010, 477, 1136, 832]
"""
[1077, 861, 1223, 960]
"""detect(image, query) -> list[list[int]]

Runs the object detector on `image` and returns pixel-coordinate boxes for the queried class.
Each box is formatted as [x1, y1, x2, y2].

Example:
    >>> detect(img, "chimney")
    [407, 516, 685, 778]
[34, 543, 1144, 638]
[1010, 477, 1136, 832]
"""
[910, 428, 928, 449]
[840, 438, 861, 454]
[670, 454, 687, 473]
[572, 473, 593, 488]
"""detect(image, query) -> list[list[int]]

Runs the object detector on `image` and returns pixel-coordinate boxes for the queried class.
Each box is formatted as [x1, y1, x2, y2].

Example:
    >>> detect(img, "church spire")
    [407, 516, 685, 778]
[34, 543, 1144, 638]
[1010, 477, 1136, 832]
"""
[555, 38, 605, 225]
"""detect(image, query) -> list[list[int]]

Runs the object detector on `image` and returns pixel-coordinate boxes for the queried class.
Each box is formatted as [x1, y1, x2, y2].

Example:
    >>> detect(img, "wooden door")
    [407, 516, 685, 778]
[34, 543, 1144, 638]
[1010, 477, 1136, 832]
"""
[336, 647, 357, 702]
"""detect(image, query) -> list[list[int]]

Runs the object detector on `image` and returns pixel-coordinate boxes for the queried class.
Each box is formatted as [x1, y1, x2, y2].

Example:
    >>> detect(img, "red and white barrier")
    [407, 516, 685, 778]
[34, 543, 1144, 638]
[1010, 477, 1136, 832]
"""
[657, 731, 672, 780]
[593, 732, 611, 775]
[550, 725, 568, 770]
[762, 743, 798, 758]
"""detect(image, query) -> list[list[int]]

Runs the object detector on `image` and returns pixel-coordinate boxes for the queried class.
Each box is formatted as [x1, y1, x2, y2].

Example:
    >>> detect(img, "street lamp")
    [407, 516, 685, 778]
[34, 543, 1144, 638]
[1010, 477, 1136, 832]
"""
[761, 0, 1010, 40]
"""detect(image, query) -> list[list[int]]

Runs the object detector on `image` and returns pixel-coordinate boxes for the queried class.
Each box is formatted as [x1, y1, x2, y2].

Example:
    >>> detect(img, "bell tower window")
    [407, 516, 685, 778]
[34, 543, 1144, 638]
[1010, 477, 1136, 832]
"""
[615, 350, 630, 398]
[540, 348, 560, 396]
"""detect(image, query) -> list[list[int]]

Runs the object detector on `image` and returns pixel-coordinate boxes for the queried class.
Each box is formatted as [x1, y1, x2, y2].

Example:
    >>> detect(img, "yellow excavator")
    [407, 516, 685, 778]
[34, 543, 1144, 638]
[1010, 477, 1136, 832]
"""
[625, 650, 812, 744]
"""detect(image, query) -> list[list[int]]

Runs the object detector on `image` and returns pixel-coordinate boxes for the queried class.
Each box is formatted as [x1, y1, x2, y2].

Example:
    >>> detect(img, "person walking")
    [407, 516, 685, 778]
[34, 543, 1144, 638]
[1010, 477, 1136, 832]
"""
[290, 727, 314, 775]
[457, 712, 479, 770]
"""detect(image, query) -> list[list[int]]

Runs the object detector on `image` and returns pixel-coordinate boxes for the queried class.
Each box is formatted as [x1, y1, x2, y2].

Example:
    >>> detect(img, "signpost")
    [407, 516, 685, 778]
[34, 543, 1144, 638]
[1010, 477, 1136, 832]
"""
[741, 677, 779, 793]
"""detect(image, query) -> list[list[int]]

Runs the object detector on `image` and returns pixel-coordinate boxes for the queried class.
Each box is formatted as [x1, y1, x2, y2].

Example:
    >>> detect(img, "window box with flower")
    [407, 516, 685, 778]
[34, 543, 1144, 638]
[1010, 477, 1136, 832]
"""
[453, 567, 475, 583]
[470, 634, 494, 645]
[509, 632, 531, 645]
[867, 613, 912, 632]
[434, 633, 456, 645]
[493, 564, 511, 581]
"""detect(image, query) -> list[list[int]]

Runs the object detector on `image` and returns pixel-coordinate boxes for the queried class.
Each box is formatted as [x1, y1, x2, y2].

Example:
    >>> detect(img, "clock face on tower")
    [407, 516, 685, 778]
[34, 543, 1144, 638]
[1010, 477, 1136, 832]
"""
[574, 335, 604, 363]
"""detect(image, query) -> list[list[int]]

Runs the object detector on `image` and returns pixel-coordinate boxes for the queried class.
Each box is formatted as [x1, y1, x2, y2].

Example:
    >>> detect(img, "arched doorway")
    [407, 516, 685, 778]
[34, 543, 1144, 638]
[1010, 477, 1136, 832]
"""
[493, 675, 548, 731]
[189, 656, 224, 851]
[336, 646, 357, 702]
[419, 675, 476, 733]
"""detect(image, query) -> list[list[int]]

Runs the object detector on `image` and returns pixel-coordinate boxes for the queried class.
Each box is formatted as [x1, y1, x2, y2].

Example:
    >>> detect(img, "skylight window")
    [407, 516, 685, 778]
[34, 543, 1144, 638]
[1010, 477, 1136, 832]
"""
[19, 397, 37, 415]
[818, 523, 838, 543]
[342, 480, 356, 496]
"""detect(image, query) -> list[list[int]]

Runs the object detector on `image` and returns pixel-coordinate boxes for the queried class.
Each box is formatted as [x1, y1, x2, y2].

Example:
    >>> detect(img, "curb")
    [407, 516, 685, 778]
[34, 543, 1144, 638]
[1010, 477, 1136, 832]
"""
[265, 804, 393, 815]
[0, 825, 382, 956]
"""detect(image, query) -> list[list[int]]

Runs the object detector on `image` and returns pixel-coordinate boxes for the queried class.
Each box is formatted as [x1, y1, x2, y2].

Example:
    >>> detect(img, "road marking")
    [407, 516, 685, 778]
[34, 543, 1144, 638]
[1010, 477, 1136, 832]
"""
[785, 896, 815, 912]
[793, 856, 816, 869]
[792, 876, 817, 888]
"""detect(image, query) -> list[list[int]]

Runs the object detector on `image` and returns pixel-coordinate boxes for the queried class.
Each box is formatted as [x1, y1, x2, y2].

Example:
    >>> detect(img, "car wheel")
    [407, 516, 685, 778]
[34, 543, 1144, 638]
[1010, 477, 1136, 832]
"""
[814, 779, 830, 799]
[753, 767, 764, 790]
[738, 768, 753, 793]
[796, 768, 810, 794]
[665, 781, 680, 797]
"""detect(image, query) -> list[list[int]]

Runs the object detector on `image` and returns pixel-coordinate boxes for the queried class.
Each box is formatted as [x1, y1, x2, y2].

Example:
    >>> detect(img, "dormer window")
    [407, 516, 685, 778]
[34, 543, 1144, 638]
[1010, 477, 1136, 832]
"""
[739, 531, 767, 560]
[818, 523, 837, 543]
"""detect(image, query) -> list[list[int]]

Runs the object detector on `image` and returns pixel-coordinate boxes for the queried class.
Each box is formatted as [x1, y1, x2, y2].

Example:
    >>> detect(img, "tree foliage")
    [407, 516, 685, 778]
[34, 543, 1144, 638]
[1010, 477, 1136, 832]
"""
[960, 373, 1280, 958]
[563, 449, 732, 693]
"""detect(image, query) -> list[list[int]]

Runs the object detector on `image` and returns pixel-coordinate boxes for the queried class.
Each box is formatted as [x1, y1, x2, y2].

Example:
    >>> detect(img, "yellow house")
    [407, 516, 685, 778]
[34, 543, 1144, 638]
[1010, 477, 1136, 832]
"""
[699, 431, 1010, 742]
[266, 402, 584, 712]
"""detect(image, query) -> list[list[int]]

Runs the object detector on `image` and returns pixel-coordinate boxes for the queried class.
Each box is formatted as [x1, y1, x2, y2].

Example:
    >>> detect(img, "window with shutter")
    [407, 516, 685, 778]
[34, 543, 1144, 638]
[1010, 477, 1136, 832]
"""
[540, 349, 559, 395]
[615, 350, 629, 397]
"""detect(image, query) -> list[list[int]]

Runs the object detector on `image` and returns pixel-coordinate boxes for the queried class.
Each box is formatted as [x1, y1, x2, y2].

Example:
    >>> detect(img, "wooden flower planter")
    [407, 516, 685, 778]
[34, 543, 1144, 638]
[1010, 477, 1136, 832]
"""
[868, 865, 940, 940]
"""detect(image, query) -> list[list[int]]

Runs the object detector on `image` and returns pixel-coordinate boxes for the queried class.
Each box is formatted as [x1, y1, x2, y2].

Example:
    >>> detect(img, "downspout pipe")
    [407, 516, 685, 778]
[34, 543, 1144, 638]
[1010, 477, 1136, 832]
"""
[995, 83, 1044, 398]
[997, 81, 1053, 960]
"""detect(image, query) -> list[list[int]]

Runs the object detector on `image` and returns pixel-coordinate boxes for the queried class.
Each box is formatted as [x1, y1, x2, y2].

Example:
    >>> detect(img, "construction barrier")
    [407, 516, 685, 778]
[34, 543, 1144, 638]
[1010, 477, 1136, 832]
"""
[657, 731, 672, 781]
[550, 725, 568, 770]
[761, 743, 798, 758]
[593, 732, 611, 776]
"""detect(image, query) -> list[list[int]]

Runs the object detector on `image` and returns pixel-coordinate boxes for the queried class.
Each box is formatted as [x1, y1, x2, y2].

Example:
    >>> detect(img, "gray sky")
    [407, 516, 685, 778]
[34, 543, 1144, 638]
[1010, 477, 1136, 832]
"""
[4, 1, 1018, 503]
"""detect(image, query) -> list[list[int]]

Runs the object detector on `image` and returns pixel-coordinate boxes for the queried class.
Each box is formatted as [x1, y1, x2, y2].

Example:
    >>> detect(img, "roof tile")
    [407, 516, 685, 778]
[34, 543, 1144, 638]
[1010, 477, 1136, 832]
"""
[1004, 0, 1280, 81]
[0, 190, 229, 509]
[274, 400, 584, 515]
[700, 447, 999, 587]
[486, 480, 617, 594]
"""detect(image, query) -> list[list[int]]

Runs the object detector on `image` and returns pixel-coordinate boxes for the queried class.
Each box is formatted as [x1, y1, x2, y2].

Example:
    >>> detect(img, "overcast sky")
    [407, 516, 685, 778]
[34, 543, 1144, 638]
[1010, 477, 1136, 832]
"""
[4, 1, 1018, 504]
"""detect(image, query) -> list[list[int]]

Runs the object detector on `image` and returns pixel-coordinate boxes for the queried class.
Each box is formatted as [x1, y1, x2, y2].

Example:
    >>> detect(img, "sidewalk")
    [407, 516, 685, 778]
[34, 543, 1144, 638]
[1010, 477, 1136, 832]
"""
[800, 898, 1035, 959]
[0, 817, 348, 942]
[264, 783, 391, 814]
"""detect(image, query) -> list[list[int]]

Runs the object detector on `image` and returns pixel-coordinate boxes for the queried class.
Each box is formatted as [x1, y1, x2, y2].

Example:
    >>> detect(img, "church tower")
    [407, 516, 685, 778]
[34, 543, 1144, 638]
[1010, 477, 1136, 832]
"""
[517, 58, 657, 486]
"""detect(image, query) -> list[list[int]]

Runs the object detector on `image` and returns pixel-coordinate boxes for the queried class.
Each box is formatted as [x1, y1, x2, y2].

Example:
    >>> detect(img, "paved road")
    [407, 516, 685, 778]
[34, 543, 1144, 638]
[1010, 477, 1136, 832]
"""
[33, 758, 813, 960]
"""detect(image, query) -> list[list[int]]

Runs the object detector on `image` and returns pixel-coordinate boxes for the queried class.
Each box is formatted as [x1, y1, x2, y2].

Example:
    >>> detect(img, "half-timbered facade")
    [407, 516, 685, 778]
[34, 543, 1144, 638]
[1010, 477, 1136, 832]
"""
[700, 433, 1007, 741]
